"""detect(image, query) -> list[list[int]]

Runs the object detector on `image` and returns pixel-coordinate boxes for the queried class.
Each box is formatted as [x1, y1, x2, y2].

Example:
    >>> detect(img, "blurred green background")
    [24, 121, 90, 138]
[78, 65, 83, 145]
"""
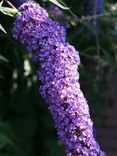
[0, 0, 117, 155]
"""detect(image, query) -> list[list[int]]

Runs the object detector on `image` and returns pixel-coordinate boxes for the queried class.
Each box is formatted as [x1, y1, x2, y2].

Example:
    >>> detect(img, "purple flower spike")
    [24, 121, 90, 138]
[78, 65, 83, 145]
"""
[83, 0, 103, 16]
[12, 1, 106, 156]
[83, 0, 103, 26]
[94, 0, 104, 15]
[48, 4, 63, 17]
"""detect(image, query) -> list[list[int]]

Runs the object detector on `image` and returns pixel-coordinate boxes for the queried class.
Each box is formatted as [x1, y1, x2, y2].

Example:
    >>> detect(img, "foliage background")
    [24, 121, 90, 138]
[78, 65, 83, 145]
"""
[0, 0, 117, 155]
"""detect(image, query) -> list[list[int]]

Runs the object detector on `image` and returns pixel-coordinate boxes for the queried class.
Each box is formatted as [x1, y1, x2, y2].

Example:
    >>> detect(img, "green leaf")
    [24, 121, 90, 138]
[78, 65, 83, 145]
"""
[48, 0, 69, 10]
[0, 55, 8, 62]
[0, 24, 7, 34]
[0, 122, 18, 150]
[0, 134, 15, 148]
[57, 0, 76, 17]
[0, 6, 19, 17]
[0, 0, 3, 6]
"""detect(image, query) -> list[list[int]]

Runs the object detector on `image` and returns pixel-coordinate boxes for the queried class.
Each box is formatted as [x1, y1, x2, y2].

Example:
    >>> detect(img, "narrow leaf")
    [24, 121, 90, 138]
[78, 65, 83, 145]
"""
[58, 0, 76, 17]
[0, 122, 17, 149]
[0, 24, 7, 34]
[0, 134, 15, 147]
[48, 0, 69, 10]
[0, 0, 3, 6]
[0, 6, 19, 17]
[0, 55, 8, 62]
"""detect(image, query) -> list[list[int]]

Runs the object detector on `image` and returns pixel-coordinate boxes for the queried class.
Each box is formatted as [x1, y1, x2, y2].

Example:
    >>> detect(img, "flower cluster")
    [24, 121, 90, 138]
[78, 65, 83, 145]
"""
[45, 4, 70, 29]
[47, 4, 63, 17]
[12, 2, 106, 156]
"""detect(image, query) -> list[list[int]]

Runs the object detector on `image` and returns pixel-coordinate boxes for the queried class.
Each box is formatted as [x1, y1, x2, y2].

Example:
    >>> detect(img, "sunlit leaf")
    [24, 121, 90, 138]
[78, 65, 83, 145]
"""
[0, 24, 7, 34]
[0, 55, 8, 62]
[0, 0, 3, 6]
[0, 6, 19, 17]
[48, 0, 69, 10]
[57, 0, 77, 17]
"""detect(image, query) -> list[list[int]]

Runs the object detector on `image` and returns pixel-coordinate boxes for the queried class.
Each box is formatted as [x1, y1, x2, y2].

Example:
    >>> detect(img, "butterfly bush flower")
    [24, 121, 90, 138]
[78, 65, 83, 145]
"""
[42, 3, 70, 29]
[94, 0, 104, 15]
[12, 2, 106, 156]
[48, 4, 63, 17]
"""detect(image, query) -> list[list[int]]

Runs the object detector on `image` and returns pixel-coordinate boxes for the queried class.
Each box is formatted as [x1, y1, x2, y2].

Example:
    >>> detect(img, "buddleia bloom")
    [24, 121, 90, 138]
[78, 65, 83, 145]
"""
[12, 1, 106, 156]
